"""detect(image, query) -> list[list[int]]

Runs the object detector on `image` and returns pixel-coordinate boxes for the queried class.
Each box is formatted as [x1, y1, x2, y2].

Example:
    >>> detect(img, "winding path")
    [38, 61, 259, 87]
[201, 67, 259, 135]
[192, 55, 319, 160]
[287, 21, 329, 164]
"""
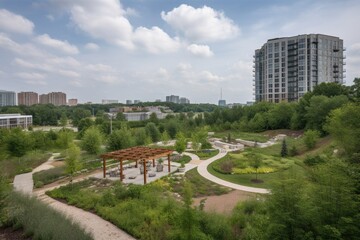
[13, 154, 136, 240]
[196, 148, 270, 194]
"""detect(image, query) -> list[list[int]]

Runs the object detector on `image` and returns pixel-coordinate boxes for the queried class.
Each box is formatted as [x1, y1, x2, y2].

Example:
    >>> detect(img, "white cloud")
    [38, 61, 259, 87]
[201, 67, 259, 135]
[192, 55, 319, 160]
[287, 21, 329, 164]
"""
[133, 27, 180, 54]
[96, 75, 119, 84]
[187, 44, 213, 57]
[0, 9, 34, 35]
[199, 70, 224, 83]
[36, 34, 79, 54]
[350, 42, 360, 52]
[157, 67, 170, 79]
[86, 64, 113, 72]
[161, 4, 239, 42]
[46, 14, 55, 21]
[54, 0, 180, 54]
[0, 33, 45, 57]
[16, 72, 46, 80]
[57, 70, 80, 78]
[84, 42, 99, 50]
[67, 0, 134, 49]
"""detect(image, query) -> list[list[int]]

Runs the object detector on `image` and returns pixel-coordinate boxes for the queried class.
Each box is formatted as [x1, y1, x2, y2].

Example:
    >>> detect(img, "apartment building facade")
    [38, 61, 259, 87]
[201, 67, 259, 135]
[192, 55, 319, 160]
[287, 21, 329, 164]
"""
[18, 92, 38, 106]
[0, 90, 16, 106]
[254, 34, 345, 102]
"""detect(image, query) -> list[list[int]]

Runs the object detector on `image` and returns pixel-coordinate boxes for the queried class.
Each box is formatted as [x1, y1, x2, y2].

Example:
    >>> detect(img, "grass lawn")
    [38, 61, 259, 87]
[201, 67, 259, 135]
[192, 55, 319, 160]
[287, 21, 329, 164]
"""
[166, 168, 231, 197]
[188, 149, 219, 160]
[208, 159, 306, 189]
[213, 130, 269, 143]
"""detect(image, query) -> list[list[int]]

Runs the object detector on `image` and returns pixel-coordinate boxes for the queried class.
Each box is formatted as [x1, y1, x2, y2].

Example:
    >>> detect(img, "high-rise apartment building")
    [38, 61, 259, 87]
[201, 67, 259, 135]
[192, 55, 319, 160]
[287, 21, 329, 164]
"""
[39, 92, 66, 106]
[179, 97, 190, 104]
[254, 34, 345, 102]
[68, 99, 78, 106]
[0, 90, 16, 106]
[166, 95, 180, 104]
[18, 92, 38, 106]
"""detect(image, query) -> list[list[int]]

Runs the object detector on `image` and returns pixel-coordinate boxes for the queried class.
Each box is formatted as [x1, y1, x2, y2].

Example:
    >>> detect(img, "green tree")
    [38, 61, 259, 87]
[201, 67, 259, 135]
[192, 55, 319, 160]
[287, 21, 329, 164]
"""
[145, 122, 160, 142]
[303, 130, 320, 150]
[116, 112, 126, 121]
[161, 130, 170, 145]
[81, 126, 103, 154]
[267, 103, 295, 129]
[134, 128, 147, 146]
[107, 126, 134, 151]
[350, 78, 360, 101]
[71, 108, 92, 126]
[175, 132, 187, 154]
[56, 130, 73, 149]
[59, 113, 68, 127]
[65, 144, 81, 183]
[281, 139, 288, 157]
[149, 112, 159, 124]
[165, 119, 179, 139]
[325, 103, 360, 157]
[312, 82, 349, 98]
[249, 153, 262, 181]
[6, 128, 32, 157]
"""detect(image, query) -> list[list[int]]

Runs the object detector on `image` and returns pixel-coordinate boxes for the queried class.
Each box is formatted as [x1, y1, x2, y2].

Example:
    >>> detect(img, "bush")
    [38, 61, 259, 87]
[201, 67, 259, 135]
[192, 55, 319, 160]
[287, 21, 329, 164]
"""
[304, 155, 325, 166]
[1, 192, 92, 240]
[303, 130, 320, 149]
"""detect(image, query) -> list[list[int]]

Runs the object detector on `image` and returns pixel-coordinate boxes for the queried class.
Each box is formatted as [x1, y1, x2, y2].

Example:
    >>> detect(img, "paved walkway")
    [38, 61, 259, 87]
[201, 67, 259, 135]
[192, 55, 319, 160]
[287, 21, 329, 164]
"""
[197, 147, 270, 194]
[13, 154, 137, 240]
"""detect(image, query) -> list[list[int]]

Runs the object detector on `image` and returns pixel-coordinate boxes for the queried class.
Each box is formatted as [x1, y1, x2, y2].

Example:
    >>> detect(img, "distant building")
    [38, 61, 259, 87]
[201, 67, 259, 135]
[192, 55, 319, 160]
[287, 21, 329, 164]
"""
[179, 97, 190, 104]
[123, 112, 149, 121]
[68, 99, 78, 106]
[126, 100, 133, 105]
[166, 95, 180, 104]
[0, 90, 16, 106]
[218, 99, 226, 107]
[39, 92, 66, 106]
[134, 100, 141, 104]
[0, 114, 32, 129]
[18, 92, 38, 106]
[102, 99, 118, 104]
[155, 99, 162, 102]
[254, 34, 345, 102]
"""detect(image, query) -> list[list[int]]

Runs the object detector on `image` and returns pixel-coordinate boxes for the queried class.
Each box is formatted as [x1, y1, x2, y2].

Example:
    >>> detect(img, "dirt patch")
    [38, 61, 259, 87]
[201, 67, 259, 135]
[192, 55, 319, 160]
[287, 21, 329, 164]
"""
[193, 190, 257, 215]
[0, 227, 31, 240]
[50, 160, 65, 168]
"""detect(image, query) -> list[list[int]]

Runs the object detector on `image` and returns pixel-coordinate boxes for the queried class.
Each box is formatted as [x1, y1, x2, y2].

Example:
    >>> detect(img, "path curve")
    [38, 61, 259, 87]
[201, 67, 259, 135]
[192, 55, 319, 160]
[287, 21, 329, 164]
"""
[197, 148, 270, 194]
[13, 154, 136, 240]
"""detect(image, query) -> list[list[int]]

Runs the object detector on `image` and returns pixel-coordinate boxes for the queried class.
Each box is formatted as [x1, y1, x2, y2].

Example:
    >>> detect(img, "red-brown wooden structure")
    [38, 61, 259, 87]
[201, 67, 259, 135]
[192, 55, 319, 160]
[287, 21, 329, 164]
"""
[101, 146, 173, 184]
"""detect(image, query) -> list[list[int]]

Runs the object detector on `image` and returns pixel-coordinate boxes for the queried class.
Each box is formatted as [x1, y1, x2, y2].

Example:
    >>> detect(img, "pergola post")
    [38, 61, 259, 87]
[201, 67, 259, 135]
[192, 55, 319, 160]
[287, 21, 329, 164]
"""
[168, 154, 171, 172]
[103, 157, 106, 178]
[135, 160, 138, 168]
[143, 159, 147, 184]
[152, 159, 155, 167]
[120, 160, 123, 181]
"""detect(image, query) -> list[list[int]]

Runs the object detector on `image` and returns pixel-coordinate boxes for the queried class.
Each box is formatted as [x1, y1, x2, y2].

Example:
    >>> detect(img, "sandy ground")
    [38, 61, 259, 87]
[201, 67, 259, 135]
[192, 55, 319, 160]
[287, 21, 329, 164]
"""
[193, 190, 257, 215]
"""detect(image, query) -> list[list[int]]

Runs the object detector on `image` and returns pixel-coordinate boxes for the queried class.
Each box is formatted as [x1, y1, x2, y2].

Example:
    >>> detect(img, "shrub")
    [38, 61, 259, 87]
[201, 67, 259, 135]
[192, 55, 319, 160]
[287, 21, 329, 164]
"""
[219, 160, 234, 174]
[303, 130, 320, 149]
[289, 145, 299, 156]
[304, 155, 325, 166]
[232, 167, 275, 174]
[1, 192, 92, 240]
[33, 166, 66, 188]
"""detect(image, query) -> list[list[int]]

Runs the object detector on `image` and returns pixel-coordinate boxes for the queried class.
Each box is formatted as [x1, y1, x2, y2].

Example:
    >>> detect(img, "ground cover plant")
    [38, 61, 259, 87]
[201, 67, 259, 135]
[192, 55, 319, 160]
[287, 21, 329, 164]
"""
[166, 168, 231, 197]
[47, 178, 235, 240]
[188, 149, 219, 160]
[1, 192, 92, 240]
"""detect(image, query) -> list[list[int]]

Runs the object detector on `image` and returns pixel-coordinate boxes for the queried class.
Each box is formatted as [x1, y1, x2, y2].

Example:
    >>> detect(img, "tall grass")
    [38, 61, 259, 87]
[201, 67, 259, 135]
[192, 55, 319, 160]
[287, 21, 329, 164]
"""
[2, 192, 93, 240]
[33, 166, 66, 188]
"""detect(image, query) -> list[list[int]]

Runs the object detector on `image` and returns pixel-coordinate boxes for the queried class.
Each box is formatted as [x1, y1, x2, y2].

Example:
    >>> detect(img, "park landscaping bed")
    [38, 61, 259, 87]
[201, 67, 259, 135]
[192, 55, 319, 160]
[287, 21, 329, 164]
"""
[213, 131, 269, 143]
[47, 178, 235, 240]
[188, 149, 219, 160]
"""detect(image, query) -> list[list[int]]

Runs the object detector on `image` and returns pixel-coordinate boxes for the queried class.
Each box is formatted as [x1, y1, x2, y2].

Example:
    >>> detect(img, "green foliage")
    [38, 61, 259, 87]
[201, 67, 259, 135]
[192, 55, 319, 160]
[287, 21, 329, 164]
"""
[325, 103, 360, 156]
[249, 153, 262, 180]
[161, 130, 170, 144]
[175, 132, 187, 154]
[280, 139, 288, 157]
[59, 113, 68, 127]
[145, 122, 161, 142]
[107, 125, 135, 151]
[304, 155, 325, 166]
[165, 119, 180, 138]
[81, 126, 103, 154]
[65, 144, 81, 182]
[134, 128, 147, 146]
[289, 145, 298, 156]
[1, 192, 92, 240]
[6, 128, 32, 157]
[303, 130, 320, 149]
[33, 166, 66, 188]
[56, 129, 74, 149]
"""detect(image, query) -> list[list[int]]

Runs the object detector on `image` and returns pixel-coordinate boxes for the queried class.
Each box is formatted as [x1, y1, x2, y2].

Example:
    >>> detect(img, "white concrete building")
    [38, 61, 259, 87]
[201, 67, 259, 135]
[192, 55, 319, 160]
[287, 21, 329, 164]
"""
[0, 114, 33, 129]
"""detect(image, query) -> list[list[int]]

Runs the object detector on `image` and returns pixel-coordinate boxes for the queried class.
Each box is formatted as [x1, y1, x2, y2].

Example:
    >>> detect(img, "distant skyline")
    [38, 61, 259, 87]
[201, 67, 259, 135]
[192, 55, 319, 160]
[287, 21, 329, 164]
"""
[0, 0, 359, 104]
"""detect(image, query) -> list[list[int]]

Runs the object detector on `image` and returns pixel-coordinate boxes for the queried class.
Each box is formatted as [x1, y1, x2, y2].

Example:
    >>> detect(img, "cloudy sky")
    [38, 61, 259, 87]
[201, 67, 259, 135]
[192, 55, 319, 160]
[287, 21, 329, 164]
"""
[0, 0, 359, 104]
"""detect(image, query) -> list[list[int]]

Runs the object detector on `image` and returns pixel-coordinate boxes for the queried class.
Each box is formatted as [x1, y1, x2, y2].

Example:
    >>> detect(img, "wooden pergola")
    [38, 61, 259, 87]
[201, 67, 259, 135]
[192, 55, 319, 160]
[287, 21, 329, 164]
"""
[100, 146, 173, 184]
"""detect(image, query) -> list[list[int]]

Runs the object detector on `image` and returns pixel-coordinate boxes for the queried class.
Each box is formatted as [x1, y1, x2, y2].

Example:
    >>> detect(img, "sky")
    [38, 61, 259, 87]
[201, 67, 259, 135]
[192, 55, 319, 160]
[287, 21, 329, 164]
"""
[0, 0, 360, 104]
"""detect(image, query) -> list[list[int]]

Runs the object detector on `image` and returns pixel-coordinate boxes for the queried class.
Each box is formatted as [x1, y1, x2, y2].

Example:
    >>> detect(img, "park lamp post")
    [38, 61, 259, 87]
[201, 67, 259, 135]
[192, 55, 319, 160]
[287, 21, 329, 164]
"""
[106, 113, 115, 134]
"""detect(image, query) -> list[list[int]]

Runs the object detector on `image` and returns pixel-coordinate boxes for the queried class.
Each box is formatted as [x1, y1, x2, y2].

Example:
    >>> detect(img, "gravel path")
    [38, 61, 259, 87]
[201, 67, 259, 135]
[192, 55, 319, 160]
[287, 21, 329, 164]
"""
[13, 154, 137, 240]
[197, 147, 270, 194]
